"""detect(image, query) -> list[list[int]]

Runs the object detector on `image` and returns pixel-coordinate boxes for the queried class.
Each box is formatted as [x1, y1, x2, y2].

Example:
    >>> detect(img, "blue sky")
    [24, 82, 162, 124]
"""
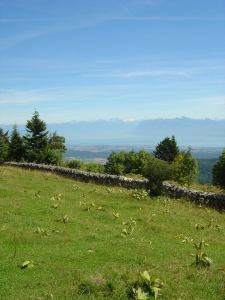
[0, 0, 225, 124]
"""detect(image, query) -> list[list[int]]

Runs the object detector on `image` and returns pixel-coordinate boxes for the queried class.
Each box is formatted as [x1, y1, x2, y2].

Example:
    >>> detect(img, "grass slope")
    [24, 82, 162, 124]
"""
[0, 166, 225, 299]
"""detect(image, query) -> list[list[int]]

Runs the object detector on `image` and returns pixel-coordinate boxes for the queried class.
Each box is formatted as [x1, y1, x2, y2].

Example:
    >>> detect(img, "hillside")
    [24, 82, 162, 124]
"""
[1, 166, 224, 299]
[197, 159, 217, 184]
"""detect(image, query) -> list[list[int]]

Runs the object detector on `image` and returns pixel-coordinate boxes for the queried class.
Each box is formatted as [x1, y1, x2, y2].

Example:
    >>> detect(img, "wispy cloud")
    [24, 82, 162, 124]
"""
[0, 18, 50, 22]
[82, 70, 188, 78]
[120, 5, 133, 17]
[0, 81, 157, 108]
[0, 14, 107, 51]
[0, 88, 64, 105]
[190, 95, 225, 105]
[0, 25, 61, 51]
[120, 16, 225, 21]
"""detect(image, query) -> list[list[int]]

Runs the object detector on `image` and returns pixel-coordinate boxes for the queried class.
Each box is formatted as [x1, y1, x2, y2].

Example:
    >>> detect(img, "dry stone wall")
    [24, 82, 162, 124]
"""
[163, 183, 225, 211]
[3, 162, 147, 189]
[3, 162, 225, 210]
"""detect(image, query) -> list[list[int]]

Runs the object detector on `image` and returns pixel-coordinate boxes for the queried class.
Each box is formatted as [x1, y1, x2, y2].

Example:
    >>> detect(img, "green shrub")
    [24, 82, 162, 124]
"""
[68, 159, 83, 169]
[83, 162, 105, 173]
[143, 156, 173, 196]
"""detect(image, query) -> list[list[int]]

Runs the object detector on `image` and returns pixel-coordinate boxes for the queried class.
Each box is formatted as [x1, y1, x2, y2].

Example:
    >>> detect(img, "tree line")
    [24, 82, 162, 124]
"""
[0, 110, 67, 165]
[1, 110, 224, 194]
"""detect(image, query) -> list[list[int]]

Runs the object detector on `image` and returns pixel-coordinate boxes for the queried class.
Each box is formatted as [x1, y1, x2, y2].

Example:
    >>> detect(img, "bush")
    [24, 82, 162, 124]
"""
[68, 159, 83, 169]
[105, 149, 153, 176]
[143, 156, 173, 196]
[105, 151, 126, 175]
[83, 162, 105, 173]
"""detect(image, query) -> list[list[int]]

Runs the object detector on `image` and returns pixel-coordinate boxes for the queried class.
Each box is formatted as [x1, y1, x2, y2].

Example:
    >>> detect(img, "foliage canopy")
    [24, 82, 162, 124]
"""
[212, 150, 225, 189]
[173, 147, 199, 188]
[153, 135, 180, 163]
[0, 110, 67, 165]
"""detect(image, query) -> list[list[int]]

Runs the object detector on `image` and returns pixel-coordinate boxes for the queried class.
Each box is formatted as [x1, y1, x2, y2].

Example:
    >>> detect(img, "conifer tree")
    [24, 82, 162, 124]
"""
[153, 135, 180, 163]
[0, 128, 9, 161]
[24, 110, 49, 162]
[8, 124, 25, 162]
[0, 136, 8, 162]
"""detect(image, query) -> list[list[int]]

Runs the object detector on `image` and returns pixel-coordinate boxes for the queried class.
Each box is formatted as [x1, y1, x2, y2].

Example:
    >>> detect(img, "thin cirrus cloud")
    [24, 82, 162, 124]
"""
[0, 15, 104, 51]
[2, 11, 224, 52]
[190, 95, 225, 105]
[0, 27, 59, 51]
[0, 85, 114, 105]
[0, 18, 50, 22]
[121, 16, 225, 21]
[1, 16, 224, 52]
[0, 88, 65, 105]
[82, 70, 188, 78]
[0, 84, 152, 106]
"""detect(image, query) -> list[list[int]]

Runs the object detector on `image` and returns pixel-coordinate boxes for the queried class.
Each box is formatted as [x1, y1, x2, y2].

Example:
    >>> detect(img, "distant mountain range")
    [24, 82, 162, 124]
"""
[1, 117, 225, 147]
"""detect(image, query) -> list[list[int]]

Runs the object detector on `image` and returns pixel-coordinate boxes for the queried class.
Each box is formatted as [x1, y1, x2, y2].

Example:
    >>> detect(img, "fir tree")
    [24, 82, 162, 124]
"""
[153, 135, 180, 163]
[0, 128, 9, 161]
[24, 110, 49, 162]
[8, 124, 25, 162]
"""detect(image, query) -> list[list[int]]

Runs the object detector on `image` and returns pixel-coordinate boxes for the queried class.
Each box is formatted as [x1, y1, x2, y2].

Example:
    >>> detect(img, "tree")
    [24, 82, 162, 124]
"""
[174, 147, 198, 188]
[8, 124, 25, 162]
[105, 151, 126, 175]
[42, 131, 67, 165]
[23, 110, 49, 162]
[0, 128, 9, 162]
[105, 149, 153, 176]
[0, 136, 8, 162]
[153, 135, 180, 163]
[0, 128, 9, 144]
[48, 131, 67, 154]
[212, 150, 225, 189]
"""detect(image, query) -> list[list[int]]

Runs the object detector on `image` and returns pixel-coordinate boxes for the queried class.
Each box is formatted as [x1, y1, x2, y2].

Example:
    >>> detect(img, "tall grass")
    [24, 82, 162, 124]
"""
[0, 166, 224, 299]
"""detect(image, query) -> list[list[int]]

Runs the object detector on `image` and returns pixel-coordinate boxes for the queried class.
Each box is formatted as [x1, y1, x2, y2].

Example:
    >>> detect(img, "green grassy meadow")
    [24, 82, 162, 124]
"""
[0, 166, 225, 299]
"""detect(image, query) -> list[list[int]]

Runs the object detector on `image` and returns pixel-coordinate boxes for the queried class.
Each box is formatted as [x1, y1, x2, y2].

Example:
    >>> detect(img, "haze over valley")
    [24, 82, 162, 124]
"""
[1, 116, 224, 148]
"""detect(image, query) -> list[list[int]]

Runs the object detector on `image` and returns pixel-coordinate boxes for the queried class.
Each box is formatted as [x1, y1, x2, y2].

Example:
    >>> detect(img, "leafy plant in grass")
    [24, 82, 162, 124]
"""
[121, 217, 136, 237]
[50, 193, 62, 201]
[18, 260, 34, 269]
[79, 201, 96, 211]
[113, 212, 120, 218]
[132, 189, 149, 200]
[132, 287, 149, 299]
[132, 270, 163, 299]
[56, 214, 69, 223]
[195, 223, 205, 230]
[192, 241, 212, 267]
[176, 234, 193, 244]
[35, 227, 51, 236]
